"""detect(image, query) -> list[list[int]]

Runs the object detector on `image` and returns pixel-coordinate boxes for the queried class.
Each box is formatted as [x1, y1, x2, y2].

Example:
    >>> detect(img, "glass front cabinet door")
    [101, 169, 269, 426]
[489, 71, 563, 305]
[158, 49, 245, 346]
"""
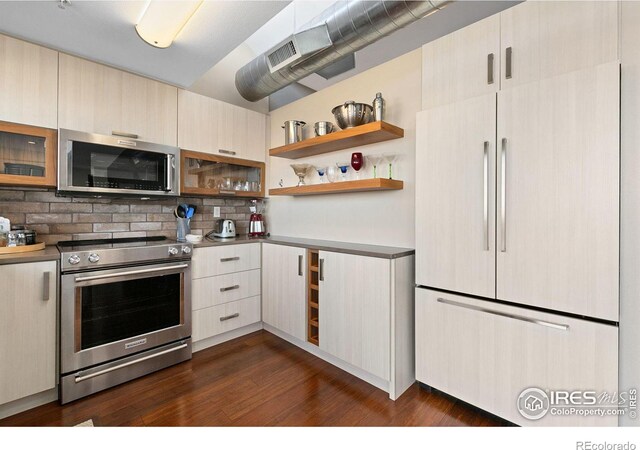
[180, 149, 265, 198]
[0, 121, 57, 187]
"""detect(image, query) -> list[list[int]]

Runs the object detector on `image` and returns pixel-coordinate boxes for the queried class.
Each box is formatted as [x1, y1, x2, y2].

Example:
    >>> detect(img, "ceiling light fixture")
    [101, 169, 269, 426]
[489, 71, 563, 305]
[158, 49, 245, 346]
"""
[135, 0, 203, 49]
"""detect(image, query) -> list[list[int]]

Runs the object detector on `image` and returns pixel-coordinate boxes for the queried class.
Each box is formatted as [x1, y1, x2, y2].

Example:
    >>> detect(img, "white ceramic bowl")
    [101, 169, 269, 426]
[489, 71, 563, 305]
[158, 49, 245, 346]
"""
[185, 234, 203, 243]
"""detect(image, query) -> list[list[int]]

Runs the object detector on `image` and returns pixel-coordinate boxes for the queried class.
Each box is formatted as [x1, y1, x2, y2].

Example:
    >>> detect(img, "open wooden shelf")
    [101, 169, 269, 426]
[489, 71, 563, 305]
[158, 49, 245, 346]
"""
[269, 121, 404, 160]
[269, 178, 403, 196]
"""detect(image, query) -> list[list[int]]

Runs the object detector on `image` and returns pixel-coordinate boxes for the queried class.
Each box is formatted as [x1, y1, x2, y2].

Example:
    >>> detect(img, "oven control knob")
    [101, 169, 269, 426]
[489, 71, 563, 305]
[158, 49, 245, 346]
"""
[168, 247, 179, 256]
[88, 253, 100, 263]
[181, 246, 191, 255]
[68, 254, 81, 265]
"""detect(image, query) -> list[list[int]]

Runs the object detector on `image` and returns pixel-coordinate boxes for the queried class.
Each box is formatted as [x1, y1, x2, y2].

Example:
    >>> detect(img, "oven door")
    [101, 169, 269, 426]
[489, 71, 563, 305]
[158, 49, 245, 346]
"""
[60, 260, 191, 374]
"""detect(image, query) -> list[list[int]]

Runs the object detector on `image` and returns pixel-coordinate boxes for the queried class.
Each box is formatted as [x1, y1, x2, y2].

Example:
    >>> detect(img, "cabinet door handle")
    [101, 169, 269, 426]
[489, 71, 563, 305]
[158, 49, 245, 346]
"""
[487, 53, 494, 85]
[220, 284, 240, 292]
[436, 297, 569, 331]
[483, 141, 490, 251]
[220, 256, 240, 262]
[112, 131, 139, 139]
[165, 154, 175, 192]
[500, 138, 507, 252]
[218, 149, 236, 156]
[505, 47, 513, 79]
[43, 271, 50, 301]
[220, 313, 240, 322]
[298, 254, 303, 276]
[319, 258, 324, 281]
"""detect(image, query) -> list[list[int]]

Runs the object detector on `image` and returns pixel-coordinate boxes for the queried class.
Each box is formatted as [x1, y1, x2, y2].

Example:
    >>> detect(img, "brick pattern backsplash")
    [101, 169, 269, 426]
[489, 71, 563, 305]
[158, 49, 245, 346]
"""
[0, 188, 255, 245]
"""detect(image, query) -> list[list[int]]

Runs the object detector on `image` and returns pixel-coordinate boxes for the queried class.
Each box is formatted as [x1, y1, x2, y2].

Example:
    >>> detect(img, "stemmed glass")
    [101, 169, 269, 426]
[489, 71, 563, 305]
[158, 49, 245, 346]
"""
[336, 162, 349, 181]
[290, 163, 312, 186]
[383, 153, 398, 179]
[365, 155, 383, 178]
[351, 152, 363, 180]
[314, 166, 327, 184]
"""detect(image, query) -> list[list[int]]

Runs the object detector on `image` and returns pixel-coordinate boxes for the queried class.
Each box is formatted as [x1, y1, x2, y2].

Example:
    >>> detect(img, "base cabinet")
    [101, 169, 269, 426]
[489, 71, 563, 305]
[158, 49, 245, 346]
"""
[415, 288, 619, 426]
[0, 261, 57, 407]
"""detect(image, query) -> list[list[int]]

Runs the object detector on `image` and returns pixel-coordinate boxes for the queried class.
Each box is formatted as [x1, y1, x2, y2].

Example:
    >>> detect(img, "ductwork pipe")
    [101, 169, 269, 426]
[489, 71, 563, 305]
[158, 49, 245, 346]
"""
[236, 0, 452, 102]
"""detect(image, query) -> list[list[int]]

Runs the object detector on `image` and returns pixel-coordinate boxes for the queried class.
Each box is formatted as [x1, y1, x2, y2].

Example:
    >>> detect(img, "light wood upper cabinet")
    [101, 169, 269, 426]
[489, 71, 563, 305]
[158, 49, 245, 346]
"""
[58, 54, 177, 146]
[500, 1, 618, 89]
[497, 62, 620, 321]
[422, 14, 500, 109]
[319, 251, 390, 381]
[0, 34, 58, 129]
[0, 261, 57, 406]
[262, 243, 307, 341]
[416, 93, 496, 299]
[178, 89, 266, 162]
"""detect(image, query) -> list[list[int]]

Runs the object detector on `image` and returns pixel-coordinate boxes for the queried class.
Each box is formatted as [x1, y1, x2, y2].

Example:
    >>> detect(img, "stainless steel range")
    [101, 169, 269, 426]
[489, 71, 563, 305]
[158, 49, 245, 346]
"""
[58, 236, 192, 404]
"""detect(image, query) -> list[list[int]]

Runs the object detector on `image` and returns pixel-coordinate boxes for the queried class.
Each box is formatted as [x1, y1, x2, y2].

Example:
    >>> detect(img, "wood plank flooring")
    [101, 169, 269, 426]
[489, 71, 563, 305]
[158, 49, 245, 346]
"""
[0, 330, 508, 427]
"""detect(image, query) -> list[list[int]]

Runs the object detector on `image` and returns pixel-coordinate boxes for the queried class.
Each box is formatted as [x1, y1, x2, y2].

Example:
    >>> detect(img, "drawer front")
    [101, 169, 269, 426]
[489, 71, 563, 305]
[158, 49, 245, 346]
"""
[193, 296, 261, 342]
[192, 244, 261, 279]
[415, 288, 619, 426]
[192, 269, 261, 310]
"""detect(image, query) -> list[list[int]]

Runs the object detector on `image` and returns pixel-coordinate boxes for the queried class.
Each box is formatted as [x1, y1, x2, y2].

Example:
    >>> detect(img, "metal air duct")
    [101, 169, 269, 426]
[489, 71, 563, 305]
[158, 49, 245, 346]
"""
[235, 0, 452, 102]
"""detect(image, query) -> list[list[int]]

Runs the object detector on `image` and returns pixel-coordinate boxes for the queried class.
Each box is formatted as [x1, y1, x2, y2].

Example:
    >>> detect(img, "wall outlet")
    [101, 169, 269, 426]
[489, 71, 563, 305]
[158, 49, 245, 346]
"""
[213, 207, 221, 218]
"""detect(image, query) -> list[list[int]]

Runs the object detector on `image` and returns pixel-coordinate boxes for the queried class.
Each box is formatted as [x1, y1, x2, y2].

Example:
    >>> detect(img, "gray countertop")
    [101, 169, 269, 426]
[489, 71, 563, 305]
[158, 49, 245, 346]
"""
[0, 245, 60, 265]
[195, 235, 414, 259]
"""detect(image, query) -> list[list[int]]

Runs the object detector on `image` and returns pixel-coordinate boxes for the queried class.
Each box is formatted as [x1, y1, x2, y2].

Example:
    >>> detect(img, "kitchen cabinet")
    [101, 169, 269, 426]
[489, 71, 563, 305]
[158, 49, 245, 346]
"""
[421, 13, 499, 109]
[58, 54, 178, 146]
[319, 251, 391, 381]
[191, 244, 261, 347]
[500, 1, 618, 90]
[178, 90, 267, 162]
[497, 62, 619, 321]
[415, 93, 496, 298]
[0, 34, 58, 129]
[0, 261, 57, 407]
[261, 243, 307, 341]
[0, 121, 57, 187]
[416, 288, 619, 426]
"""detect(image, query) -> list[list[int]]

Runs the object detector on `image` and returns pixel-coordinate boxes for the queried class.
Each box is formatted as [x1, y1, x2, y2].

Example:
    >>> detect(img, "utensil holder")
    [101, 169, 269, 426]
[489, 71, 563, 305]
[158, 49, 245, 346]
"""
[176, 218, 191, 242]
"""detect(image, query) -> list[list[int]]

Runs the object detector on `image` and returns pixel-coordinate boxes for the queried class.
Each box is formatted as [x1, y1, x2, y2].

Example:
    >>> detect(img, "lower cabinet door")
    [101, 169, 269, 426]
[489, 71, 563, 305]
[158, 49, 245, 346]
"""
[319, 251, 391, 381]
[415, 288, 619, 426]
[193, 296, 261, 342]
[0, 261, 57, 405]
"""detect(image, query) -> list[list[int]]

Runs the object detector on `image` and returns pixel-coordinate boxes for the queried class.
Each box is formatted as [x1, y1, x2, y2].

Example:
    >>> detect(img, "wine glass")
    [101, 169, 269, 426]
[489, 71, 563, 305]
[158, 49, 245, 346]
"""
[314, 166, 327, 183]
[383, 153, 399, 179]
[326, 165, 338, 183]
[351, 152, 363, 180]
[365, 155, 383, 178]
[336, 162, 349, 181]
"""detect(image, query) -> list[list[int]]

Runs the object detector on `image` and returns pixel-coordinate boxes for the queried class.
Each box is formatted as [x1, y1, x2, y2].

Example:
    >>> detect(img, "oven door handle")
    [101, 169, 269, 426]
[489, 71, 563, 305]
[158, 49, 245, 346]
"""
[74, 263, 189, 283]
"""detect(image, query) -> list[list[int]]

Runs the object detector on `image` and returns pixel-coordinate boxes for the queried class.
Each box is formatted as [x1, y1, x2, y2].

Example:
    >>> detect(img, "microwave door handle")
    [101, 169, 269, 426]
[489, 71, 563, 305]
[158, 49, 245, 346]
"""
[166, 154, 175, 192]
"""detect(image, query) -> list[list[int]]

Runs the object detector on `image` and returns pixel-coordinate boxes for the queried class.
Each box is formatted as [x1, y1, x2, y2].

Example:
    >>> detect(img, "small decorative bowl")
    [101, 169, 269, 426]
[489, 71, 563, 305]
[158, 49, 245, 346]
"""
[185, 234, 203, 244]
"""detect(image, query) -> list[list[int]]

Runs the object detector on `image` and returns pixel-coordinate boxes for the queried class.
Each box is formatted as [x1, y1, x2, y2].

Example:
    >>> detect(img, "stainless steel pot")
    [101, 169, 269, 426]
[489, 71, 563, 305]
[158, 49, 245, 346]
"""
[331, 101, 373, 129]
[282, 120, 306, 144]
[314, 121, 335, 136]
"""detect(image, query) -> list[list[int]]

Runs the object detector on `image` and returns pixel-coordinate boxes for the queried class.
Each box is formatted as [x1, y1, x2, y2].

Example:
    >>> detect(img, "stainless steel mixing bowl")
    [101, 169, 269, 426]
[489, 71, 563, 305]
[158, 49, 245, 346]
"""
[331, 101, 373, 129]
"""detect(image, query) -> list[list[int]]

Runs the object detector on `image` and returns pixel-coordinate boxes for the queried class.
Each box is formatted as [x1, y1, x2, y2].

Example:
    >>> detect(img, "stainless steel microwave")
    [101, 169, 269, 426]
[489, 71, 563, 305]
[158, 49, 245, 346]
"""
[58, 129, 179, 197]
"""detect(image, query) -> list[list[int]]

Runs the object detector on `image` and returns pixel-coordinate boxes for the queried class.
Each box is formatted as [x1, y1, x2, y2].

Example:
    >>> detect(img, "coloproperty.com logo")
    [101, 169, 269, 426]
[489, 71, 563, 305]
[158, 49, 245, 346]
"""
[517, 387, 638, 420]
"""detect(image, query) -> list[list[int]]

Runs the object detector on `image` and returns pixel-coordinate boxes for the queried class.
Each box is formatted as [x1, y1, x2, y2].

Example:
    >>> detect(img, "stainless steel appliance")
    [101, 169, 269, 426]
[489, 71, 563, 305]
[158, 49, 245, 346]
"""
[211, 219, 236, 238]
[58, 236, 192, 404]
[58, 129, 179, 197]
[249, 199, 266, 237]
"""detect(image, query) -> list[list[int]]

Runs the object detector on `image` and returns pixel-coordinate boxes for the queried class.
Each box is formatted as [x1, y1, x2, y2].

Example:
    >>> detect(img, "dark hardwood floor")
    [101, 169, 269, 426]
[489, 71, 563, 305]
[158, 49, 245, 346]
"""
[0, 330, 506, 427]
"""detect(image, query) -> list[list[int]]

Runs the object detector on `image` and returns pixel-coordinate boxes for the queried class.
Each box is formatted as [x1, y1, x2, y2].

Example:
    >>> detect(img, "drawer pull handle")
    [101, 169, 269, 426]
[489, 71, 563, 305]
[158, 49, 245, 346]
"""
[220, 257, 240, 262]
[219, 149, 236, 156]
[219, 190, 236, 196]
[436, 298, 569, 331]
[220, 284, 240, 292]
[220, 313, 240, 322]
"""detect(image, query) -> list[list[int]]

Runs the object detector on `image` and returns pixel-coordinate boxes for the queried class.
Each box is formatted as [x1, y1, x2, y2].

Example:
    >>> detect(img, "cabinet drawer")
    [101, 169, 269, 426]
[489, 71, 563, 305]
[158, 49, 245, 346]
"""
[415, 288, 618, 426]
[192, 244, 261, 279]
[192, 296, 261, 342]
[192, 269, 261, 310]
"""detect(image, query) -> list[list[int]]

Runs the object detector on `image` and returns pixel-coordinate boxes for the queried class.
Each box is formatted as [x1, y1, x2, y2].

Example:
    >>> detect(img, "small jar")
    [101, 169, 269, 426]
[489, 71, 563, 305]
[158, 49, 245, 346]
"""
[6, 231, 17, 247]
[16, 231, 26, 246]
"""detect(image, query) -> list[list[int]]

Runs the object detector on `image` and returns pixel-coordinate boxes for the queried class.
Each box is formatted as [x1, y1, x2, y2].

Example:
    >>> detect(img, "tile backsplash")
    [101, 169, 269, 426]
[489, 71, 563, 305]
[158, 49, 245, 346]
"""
[0, 188, 255, 245]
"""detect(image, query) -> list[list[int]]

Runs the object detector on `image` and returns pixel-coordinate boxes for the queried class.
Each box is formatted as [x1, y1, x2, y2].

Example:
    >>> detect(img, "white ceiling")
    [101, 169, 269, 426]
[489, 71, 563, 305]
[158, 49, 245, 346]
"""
[0, 0, 289, 88]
